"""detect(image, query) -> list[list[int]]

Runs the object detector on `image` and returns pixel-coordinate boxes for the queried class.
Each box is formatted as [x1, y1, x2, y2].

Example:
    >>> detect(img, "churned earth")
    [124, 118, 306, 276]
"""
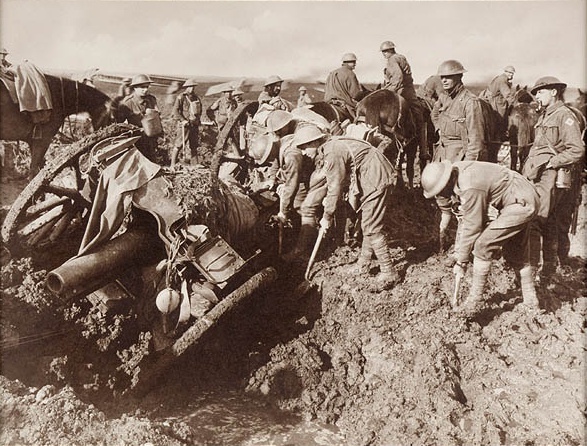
[1, 82, 586, 445]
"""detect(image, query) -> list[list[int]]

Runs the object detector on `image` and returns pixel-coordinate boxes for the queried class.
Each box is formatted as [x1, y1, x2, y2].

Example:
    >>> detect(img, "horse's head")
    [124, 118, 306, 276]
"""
[513, 86, 534, 104]
[89, 98, 115, 129]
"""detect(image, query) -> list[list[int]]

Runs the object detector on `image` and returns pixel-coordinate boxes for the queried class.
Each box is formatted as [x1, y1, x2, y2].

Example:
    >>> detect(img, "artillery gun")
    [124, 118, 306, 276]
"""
[1, 121, 283, 392]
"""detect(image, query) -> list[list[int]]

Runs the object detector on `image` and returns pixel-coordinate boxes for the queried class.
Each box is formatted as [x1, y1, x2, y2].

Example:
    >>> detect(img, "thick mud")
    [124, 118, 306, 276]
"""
[1, 83, 585, 445]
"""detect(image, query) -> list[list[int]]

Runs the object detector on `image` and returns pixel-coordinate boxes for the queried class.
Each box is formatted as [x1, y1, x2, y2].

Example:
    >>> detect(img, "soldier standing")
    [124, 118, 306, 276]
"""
[258, 75, 293, 111]
[171, 78, 202, 167]
[116, 74, 161, 162]
[209, 85, 236, 130]
[422, 160, 540, 316]
[521, 76, 585, 282]
[297, 86, 313, 108]
[431, 60, 487, 251]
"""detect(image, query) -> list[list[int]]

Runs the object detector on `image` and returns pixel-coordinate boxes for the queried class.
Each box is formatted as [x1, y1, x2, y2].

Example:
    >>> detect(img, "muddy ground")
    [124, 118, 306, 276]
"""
[1, 83, 586, 446]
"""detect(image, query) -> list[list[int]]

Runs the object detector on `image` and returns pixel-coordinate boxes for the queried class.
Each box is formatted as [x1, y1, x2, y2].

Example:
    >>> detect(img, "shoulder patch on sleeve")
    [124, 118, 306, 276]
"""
[565, 117, 575, 126]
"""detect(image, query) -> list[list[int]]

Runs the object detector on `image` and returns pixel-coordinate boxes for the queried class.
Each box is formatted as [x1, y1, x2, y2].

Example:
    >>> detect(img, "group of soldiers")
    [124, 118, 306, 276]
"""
[109, 42, 584, 315]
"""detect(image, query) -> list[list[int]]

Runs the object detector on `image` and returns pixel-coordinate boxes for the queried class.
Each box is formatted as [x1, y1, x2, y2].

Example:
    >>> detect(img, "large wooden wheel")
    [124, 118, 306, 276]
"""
[1, 123, 138, 257]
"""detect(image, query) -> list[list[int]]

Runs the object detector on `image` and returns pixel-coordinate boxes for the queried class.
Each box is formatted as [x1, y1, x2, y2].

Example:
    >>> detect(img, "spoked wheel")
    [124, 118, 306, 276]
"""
[1, 123, 138, 258]
[210, 101, 260, 186]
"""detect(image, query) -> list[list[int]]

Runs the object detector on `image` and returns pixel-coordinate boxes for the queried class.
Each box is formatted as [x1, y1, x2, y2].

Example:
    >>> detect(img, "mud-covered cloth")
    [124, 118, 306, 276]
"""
[319, 137, 394, 237]
[432, 83, 486, 162]
[442, 161, 539, 267]
[324, 65, 362, 109]
[383, 52, 416, 102]
[79, 148, 161, 256]
[521, 101, 585, 267]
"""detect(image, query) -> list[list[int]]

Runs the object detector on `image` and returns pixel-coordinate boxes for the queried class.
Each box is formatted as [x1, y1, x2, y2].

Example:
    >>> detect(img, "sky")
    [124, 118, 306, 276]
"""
[1, 0, 586, 88]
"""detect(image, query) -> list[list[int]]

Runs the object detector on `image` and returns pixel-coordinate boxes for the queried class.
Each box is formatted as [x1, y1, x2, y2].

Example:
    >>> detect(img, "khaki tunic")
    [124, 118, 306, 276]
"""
[432, 84, 486, 162]
[447, 161, 539, 266]
[383, 53, 416, 102]
[324, 66, 362, 108]
[486, 73, 514, 119]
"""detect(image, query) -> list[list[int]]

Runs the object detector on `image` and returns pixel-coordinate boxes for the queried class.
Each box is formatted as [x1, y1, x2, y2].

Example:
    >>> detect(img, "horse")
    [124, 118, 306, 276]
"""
[0, 74, 113, 176]
[506, 87, 538, 171]
[355, 89, 433, 188]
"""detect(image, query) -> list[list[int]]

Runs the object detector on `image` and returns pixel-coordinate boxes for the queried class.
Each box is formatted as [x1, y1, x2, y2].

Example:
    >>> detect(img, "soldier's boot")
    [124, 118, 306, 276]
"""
[519, 265, 539, 309]
[459, 257, 491, 317]
[170, 147, 180, 168]
[282, 220, 317, 263]
[539, 260, 557, 285]
[343, 237, 373, 275]
[371, 234, 400, 291]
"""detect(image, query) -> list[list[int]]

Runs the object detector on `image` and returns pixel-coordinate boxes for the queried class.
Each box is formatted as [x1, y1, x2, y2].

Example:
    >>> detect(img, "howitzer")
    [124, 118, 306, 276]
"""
[46, 227, 163, 301]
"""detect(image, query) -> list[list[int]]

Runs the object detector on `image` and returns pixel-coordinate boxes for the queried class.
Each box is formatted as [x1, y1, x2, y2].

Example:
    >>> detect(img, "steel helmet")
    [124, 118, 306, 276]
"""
[122, 77, 132, 84]
[437, 60, 467, 76]
[249, 133, 278, 164]
[294, 124, 325, 147]
[264, 75, 283, 87]
[183, 78, 199, 88]
[503, 65, 516, 74]
[530, 76, 567, 95]
[220, 84, 234, 93]
[421, 161, 454, 199]
[233, 88, 244, 96]
[1, 48, 8, 55]
[341, 52, 358, 63]
[266, 110, 293, 133]
[299, 86, 307, 92]
[380, 41, 395, 52]
[130, 74, 153, 87]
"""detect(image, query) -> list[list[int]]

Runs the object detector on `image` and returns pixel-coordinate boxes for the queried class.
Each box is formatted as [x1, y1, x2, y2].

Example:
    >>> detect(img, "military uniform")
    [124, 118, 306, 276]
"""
[432, 83, 487, 162]
[117, 93, 160, 161]
[485, 73, 514, 119]
[297, 92, 313, 108]
[417, 75, 443, 110]
[315, 137, 396, 284]
[324, 66, 362, 111]
[383, 53, 416, 102]
[443, 161, 539, 266]
[522, 101, 585, 271]
[210, 95, 236, 129]
[173, 91, 202, 162]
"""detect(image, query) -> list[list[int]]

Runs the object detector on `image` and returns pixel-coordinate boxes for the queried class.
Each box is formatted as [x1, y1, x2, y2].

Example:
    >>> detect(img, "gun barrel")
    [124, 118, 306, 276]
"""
[46, 228, 160, 301]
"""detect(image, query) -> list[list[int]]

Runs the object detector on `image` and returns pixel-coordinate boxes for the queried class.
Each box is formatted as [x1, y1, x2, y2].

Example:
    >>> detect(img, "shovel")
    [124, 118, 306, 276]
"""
[451, 271, 463, 308]
[304, 227, 326, 281]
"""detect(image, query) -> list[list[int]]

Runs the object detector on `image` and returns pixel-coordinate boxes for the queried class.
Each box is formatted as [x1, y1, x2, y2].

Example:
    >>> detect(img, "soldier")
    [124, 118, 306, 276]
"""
[380, 41, 427, 164]
[484, 65, 516, 139]
[431, 60, 487, 251]
[318, 134, 397, 289]
[116, 74, 161, 162]
[324, 53, 363, 120]
[0, 48, 15, 81]
[258, 75, 292, 111]
[297, 86, 313, 108]
[521, 76, 585, 282]
[233, 88, 245, 104]
[421, 160, 540, 316]
[209, 85, 236, 130]
[116, 77, 133, 100]
[171, 78, 202, 167]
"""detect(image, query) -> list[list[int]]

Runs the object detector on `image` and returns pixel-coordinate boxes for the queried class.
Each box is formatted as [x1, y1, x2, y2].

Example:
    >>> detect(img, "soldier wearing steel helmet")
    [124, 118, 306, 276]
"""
[209, 85, 237, 130]
[116, 74, 161, 161]
[258, 75, 293, 111]
[281, 125, 330, 262]
[483, 65, 517, 139]
[297, 86, 313, 108]
[421, 160, 540, 316]
[116, 77, 133, 100]
[324, 53, 364, 120]
[430, 60, 487, 251]
[522, 76, 585, 282]
[380, 41, 416, 101]
[171, 78, 202, 167]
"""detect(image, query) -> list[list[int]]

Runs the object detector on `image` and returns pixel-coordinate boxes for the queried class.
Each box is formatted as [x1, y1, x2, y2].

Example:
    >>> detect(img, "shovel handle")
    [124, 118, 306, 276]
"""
[304, 228, 325, 281]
